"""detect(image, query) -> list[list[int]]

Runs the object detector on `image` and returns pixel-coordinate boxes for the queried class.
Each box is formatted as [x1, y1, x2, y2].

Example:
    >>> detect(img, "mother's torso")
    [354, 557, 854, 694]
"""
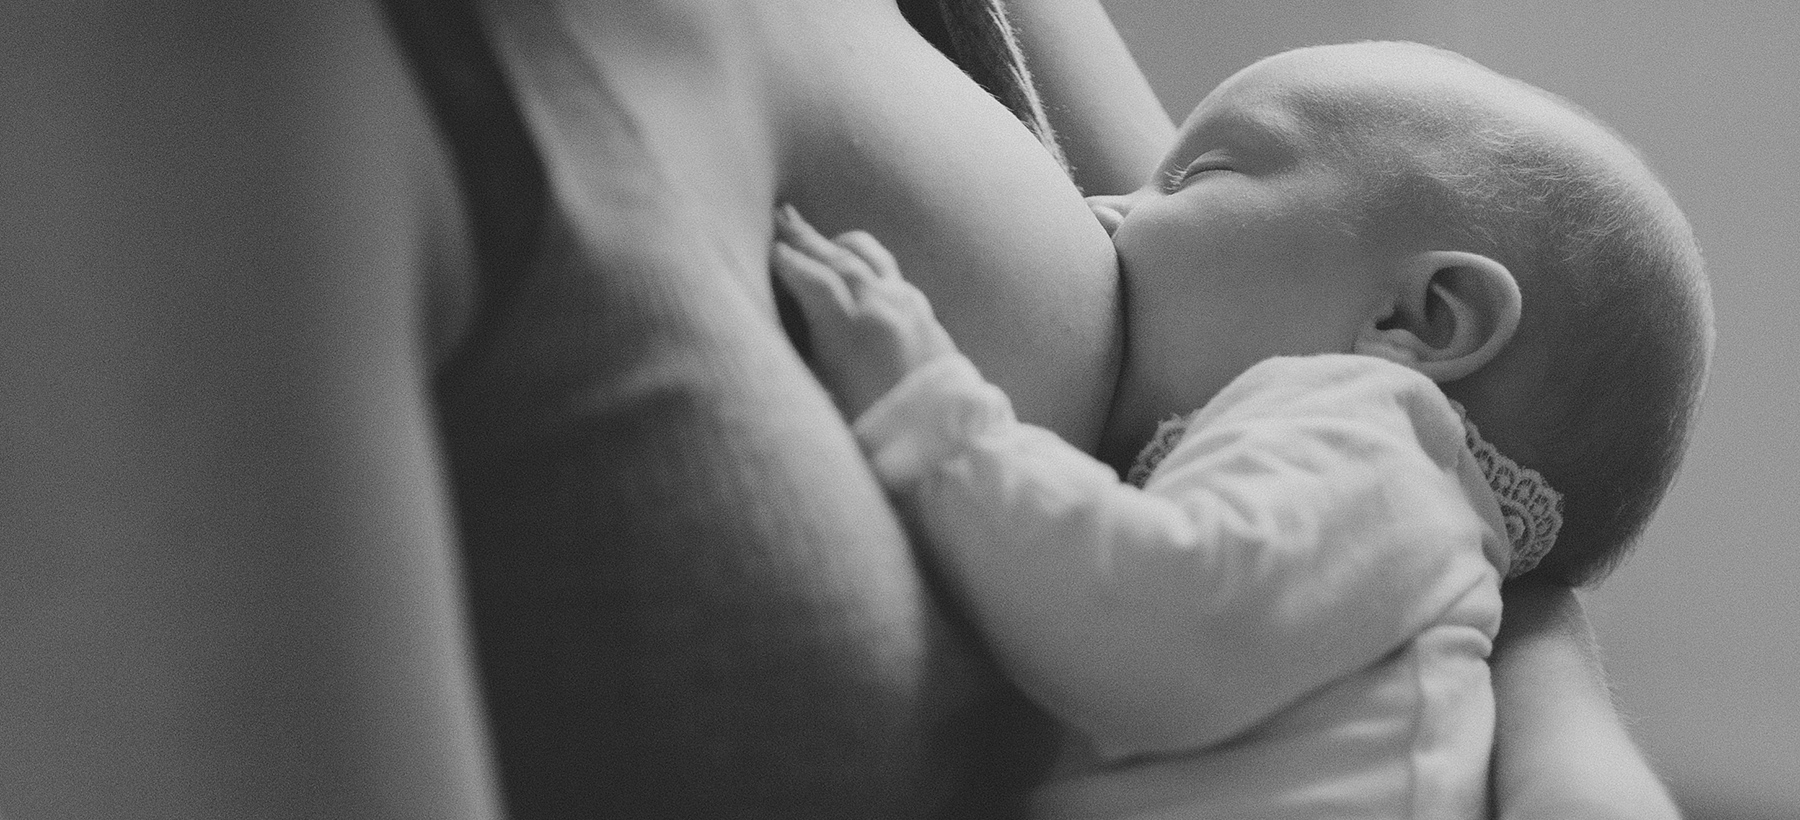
[411, 0, 1118, 814]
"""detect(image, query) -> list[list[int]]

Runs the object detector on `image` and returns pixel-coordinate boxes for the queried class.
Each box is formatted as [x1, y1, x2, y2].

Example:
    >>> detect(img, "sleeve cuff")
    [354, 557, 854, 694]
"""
[851, 354, 1016, 489]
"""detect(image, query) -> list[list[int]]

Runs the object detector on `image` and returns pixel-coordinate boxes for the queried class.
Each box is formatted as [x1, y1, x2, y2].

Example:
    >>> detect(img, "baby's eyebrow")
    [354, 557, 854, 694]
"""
[1161, 97, 1312, 177]
[1219, 102, 1309, 152]
[1169, 111, 1303, 171]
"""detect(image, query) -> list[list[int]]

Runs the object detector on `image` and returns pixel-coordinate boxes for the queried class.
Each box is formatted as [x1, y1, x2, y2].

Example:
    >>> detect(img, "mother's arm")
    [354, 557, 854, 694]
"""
[1001, 0, 1175, 195]
[1492, 580, 1680, 820]
[0, 4, 499, 816]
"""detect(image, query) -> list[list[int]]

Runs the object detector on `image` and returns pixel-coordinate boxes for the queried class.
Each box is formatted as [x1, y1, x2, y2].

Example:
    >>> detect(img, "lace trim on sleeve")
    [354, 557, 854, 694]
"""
[1124, 401, 1564, 577]
[1448, 401, 1564, 578]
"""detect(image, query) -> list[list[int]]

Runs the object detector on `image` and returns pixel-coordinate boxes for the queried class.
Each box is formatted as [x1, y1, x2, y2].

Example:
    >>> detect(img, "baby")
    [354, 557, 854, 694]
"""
[772, 41, 1711, 819]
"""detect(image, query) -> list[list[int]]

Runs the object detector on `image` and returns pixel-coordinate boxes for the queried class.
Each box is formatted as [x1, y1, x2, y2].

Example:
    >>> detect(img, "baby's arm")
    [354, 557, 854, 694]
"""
[773, 207, 1493, 758]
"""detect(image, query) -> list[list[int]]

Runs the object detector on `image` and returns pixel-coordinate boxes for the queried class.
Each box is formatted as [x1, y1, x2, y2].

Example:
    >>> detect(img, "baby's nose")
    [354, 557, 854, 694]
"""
[1084, 195, 1129, 237]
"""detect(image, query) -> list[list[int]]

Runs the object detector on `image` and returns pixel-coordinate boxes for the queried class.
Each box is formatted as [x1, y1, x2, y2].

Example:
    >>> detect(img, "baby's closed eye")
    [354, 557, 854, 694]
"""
[1163, 155, 1235, 191]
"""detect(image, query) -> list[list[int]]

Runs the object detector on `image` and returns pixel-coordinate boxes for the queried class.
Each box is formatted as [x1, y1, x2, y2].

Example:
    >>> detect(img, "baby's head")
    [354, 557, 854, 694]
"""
[1093, 41, 1713, 585]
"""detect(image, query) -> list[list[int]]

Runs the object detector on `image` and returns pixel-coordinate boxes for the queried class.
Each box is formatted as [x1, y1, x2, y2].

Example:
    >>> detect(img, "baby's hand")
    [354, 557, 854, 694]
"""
[771, 204, 959, 419]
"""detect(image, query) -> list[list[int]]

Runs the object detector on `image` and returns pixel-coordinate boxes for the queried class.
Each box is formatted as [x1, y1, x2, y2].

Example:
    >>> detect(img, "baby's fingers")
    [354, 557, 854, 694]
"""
[774, 204, 878, 284]
[771, 240, 854, 322]
[832, 230, 901, 279]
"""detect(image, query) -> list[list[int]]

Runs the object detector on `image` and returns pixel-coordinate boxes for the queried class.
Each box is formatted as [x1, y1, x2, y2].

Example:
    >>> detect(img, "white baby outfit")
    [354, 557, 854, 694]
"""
[854, 353, 1513, 820]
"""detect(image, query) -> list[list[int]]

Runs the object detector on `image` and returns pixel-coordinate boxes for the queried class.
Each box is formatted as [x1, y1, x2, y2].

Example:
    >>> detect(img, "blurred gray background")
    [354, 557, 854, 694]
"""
[1098, 1, 1799, 817]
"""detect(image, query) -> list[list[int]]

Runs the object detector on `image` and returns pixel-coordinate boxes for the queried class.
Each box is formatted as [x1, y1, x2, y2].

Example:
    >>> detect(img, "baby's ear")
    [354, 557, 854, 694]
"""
[1355, 251, 1521, 382]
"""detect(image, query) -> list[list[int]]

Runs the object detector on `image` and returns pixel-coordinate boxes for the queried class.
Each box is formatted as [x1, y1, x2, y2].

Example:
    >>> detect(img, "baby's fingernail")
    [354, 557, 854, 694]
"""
[787, 204, 816, 230]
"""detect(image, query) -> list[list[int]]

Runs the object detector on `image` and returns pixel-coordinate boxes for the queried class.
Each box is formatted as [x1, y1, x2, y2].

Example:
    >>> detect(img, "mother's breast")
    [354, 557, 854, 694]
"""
[469, 0, 1123, 447]
[766, 4, 1124, 450]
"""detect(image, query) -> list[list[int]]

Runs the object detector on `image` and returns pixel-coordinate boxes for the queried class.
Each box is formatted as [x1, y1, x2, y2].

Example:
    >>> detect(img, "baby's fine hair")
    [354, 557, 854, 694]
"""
[1322, 42, 1715, 585]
